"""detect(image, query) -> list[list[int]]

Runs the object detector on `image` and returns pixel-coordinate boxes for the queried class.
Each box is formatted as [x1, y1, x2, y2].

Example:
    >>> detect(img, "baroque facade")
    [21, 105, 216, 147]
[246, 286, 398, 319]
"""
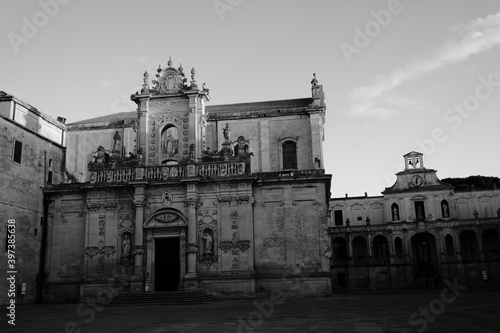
[42, 60, 331, 301]
[0, 91, 66, 304]
[329, 151, 500, 290]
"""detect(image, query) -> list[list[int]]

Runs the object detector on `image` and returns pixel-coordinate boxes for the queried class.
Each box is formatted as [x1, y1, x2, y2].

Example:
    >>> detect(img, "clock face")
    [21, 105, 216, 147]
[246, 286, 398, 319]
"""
[411, 175, 424, 187]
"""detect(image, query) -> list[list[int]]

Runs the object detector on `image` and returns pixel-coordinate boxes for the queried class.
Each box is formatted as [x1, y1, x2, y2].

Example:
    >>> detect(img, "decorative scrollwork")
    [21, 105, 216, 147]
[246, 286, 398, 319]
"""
[219, 241, 233, 252]
[184, 197, 198, 207]
[236, 241, 250, 252]
[101, 246, 116, 257]
[85, 246, 100, 258]
[87, 203, 101, 212]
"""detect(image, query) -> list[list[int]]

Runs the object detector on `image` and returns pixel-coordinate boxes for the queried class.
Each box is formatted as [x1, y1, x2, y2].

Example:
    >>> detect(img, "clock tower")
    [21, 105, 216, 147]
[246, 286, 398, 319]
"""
[383, 151, 450, 193]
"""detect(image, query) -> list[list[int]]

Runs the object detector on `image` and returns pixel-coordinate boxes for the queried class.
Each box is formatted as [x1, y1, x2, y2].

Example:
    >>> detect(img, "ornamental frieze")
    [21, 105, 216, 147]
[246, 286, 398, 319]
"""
[218, 240, 251, 252]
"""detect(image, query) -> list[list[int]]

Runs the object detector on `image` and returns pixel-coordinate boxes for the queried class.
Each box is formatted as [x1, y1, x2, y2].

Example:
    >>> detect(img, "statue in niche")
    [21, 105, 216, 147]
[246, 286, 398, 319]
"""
[223, 123, 231, 142]
[122, 234, 131, 258]
[162, 127, 178, 155]
[203, 231, 213, 254]
[112, 131, 121, 151]
[441, 201, 450, 218]
[392, 205, 399, 221]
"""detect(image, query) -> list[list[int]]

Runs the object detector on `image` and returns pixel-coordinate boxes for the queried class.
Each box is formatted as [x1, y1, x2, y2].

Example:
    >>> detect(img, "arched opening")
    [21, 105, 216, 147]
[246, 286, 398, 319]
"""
[441, 200, 450, 218]
[394, 237, 403, 260]
[391, 203, 400, 221]
[411, 233, 438, 278]
[482, 229, 500, 260]
[352, 236, 368, 260]
[331, 237, 348, 260]
[373, 235, 389, 259]
[445, 234, 455, 258]
[460, 230, 479, 261]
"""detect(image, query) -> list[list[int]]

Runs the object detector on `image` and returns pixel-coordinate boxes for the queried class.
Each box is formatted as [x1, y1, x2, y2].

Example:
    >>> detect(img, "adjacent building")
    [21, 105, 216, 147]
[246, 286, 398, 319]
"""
[0, 91, 66, 304]
[42, 60, 332, 301]
[329, 151, 500, 290]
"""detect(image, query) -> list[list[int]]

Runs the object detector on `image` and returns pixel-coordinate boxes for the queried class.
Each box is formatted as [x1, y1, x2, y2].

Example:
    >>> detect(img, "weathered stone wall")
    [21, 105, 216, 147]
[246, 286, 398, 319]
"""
[0, 116, 65, 304]
[253, 180, 330, 294]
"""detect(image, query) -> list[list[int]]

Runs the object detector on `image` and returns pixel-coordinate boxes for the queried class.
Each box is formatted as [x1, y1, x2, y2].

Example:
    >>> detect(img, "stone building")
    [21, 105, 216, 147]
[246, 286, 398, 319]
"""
[329, 151, 500, 290]
[42, 60, 331, 301]
[0, 91, 66, 304]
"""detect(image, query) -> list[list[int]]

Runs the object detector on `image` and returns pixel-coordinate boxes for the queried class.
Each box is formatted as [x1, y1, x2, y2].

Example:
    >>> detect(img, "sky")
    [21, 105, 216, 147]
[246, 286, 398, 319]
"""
[1, 0, 500, 197]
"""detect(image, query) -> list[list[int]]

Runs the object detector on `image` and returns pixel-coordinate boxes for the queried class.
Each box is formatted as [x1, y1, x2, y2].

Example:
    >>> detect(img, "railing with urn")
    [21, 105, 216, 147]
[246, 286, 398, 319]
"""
[89, 160, 250, 184]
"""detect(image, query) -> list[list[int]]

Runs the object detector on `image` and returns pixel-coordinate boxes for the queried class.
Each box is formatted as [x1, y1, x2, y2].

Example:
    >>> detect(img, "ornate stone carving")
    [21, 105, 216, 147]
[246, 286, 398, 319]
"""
[186, 244, 199, 253]
[101, 246, 116, 257]
[85, 246, 100, 259]
[219, 241, 233, 252]
[133, 198, 146, 208]
[236, 195, 254, 205]
[218, 196, 232, 204]
[185, 197, 198, 207]
[104, 202, 117, 211]
[133, 247, 145, 255]
[87, 202, 101, 212]
[236, 241, 250, 252]
[155, 213, 178, 224]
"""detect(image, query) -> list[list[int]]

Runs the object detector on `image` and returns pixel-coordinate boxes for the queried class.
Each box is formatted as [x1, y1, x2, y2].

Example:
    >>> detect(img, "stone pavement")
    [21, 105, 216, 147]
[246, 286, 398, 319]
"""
[4, 287, 500, 333]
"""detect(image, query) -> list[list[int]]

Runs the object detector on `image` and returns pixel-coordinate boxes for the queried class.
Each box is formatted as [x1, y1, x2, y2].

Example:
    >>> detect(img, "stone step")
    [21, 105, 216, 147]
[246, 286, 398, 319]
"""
[108, 291, 215, 305]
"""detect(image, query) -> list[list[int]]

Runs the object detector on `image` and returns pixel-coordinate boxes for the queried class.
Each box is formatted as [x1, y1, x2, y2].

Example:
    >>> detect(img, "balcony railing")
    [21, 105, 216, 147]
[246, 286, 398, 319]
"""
[89, 160, 250, 184]
[331, 258, 391, 267]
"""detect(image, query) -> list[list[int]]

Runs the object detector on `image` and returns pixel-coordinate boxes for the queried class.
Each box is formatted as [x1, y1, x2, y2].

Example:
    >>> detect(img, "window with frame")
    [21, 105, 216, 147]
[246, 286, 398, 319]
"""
[13, 140, 22, 164]
[282, 141, 297, 170]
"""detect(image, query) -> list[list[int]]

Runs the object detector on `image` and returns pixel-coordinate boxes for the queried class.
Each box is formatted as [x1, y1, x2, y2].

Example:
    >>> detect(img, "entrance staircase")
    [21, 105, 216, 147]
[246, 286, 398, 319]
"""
[108, 291, 215, 305]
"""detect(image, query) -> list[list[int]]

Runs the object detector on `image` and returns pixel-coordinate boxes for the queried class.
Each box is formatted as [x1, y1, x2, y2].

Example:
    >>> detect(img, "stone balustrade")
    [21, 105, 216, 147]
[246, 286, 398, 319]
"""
[89, 160, 250, 184]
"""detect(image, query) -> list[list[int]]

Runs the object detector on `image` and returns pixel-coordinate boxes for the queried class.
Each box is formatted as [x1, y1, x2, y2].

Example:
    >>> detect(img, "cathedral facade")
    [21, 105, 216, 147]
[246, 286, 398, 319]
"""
[42, 60, 331, 301]
[329, 151, 500, 290]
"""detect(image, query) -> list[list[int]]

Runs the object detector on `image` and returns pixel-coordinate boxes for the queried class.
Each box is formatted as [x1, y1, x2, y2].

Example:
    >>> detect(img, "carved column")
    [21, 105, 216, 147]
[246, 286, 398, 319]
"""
[185, 192, 198, 278]
[132, 189, 146, 280]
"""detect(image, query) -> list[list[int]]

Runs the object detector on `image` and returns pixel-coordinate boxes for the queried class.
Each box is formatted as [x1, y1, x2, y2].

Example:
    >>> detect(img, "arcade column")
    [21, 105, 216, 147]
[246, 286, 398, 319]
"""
[131, 185, 146, 291]
[185, 193, 199, 279]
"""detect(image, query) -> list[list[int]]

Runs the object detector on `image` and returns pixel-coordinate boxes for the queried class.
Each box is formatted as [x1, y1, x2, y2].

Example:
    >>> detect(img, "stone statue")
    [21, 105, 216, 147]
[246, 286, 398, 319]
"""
[93, 146, 108, 164]
[112, 131, 121, 151]
[122, 234, 131, 258]
[392, 206, 399, 220]
[203, 232, 213, 254]
[442, 202, 449, 218]
[223, 123, 231, 142]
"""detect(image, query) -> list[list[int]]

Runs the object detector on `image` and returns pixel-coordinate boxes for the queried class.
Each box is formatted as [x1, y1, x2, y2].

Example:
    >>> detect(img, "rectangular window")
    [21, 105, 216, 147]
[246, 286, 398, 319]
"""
[13, 140, 22, 164]
[334, 210, 343, 226]
[282, 141, 297, 170]
[47, 170, 53, 185]
[357, 216, 363, 221]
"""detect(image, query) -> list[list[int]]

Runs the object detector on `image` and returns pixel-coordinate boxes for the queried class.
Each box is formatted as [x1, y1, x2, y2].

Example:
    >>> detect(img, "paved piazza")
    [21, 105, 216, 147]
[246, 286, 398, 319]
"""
[4, 288, 500, 333]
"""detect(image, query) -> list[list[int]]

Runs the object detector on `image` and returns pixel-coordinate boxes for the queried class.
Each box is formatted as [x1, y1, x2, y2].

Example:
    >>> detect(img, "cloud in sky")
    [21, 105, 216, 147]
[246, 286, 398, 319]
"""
[348, 12, 500, 119]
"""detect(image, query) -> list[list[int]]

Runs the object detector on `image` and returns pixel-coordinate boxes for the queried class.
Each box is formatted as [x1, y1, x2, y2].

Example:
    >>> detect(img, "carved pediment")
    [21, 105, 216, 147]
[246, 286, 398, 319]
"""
[144, 211, 186, 228]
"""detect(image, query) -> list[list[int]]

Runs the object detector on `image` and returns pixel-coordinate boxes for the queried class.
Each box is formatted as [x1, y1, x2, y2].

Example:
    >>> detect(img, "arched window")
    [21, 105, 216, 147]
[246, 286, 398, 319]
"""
[391, 203, 400, 221]
[445, 234, 454, 257]
[441, 200, 450, 218]
[394, 237, 403, 259]
[373, 235, 389, 258]
[282, 141, 297, 170]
